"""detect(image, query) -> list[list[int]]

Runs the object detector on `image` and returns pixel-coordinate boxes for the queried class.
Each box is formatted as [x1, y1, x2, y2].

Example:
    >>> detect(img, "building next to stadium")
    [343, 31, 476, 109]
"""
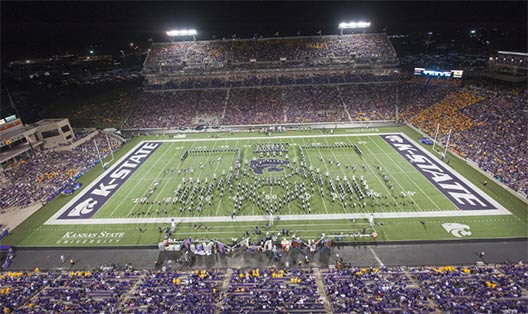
[0, 117, 75, 181]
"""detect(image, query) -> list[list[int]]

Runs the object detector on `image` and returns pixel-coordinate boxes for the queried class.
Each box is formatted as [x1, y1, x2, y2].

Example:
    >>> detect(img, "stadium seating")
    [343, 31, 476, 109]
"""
[0, 132, 122, 210]
[1, 263, 526, 313]
[143, 34, 398, 75]
[408, 85, 527, 196]
[122, 270, 223, 313]
[224, 268, 325, 313]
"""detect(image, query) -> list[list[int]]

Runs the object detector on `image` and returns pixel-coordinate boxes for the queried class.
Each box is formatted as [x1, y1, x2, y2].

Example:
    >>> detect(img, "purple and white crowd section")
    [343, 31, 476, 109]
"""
[0, 133, 122, 210]
[0, 263, 526, 313]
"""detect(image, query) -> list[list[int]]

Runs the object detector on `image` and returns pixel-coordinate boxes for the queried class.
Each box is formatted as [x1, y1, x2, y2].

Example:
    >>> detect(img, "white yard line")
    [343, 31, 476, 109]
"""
[322, 137, 355, 213]
[146, 132, 399, 144]
[340, 136, 407, 213]
[116, 142, 179, 218]
[134, 140, 202, 217]
[214, 139, 240, 216]
[354, 136, 423, 211]
[301, 137, 329, 214]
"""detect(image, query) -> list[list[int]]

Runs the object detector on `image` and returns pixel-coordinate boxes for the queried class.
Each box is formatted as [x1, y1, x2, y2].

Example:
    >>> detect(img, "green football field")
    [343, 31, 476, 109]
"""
[94, 134, 456, 219]
[4, 126, 528, 247]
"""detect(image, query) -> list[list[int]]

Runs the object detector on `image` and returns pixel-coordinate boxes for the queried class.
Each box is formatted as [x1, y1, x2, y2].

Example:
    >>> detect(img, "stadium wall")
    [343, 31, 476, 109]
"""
[53, 130, 98, 152]
[120, 120, 400, 137]
[406, 123, 528, 204]
[143, 80, 399, 92]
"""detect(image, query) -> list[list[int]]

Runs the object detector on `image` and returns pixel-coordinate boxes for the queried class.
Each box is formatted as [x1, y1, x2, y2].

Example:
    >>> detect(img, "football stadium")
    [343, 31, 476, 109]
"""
[1, 1, 527, 313]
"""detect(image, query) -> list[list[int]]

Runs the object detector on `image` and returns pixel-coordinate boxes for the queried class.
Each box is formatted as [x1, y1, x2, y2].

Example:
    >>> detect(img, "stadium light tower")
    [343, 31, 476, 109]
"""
[338, 21, 371, 35]
[425, 32, 433, 55]
[166, 29, 197, 41]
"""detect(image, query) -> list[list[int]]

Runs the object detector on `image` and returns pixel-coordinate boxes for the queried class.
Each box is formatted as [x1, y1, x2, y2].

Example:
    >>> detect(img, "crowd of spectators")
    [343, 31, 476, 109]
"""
[411, 264, 527, 313]
[0, 132, 122, 210]
[409, 91, 483, 139]
[324, 267, 432, 313]
[223, 88, 285, 125]
[122, 270, 223, 313]
[31, 270, 139, 313]
[325, 263, 527, 313]
[340, 83, 399, 121]
[408, 85, 527, 195]
[0, 262, 526, 313]
[125, 82, 409, 128]
[283, 86, 348, 123]
[123, 90, 226, 129]
[144, 33, 398, 74]
[457, 88, 527, 195]
[71, 92, 139, 128]
[223, 268, 325, 313]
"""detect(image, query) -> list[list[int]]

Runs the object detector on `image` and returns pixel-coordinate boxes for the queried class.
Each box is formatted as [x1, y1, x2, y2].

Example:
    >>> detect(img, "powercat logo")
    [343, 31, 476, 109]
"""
[382, 135, 496, 210]
[442, 223, 472, 238]
[58, 142, 159, 219]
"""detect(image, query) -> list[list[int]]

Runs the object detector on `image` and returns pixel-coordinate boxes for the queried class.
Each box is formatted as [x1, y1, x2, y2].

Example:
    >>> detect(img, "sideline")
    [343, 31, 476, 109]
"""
[44, 209, 511, 225]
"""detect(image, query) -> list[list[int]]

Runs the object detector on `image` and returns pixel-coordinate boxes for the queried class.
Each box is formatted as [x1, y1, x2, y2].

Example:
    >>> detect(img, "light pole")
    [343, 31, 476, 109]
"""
[338, 21, 371, 35]
[120, 50, 128, 68]
[425, 32, 432, 55]
[166, 29, 197, 42]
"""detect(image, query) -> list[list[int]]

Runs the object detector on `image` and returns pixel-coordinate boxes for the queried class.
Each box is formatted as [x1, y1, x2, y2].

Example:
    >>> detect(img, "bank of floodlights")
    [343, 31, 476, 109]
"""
[166, 29, 197, 41]
[338, 21, 371, 35]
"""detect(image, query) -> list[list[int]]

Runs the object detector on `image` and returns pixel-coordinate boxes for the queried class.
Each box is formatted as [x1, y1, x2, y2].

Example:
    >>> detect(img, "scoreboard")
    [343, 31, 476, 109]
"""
[414, 68, 463, 78]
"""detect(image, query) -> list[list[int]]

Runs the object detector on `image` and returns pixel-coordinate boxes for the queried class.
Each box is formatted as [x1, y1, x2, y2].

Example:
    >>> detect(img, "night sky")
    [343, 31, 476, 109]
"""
[1, 1, 527, 61]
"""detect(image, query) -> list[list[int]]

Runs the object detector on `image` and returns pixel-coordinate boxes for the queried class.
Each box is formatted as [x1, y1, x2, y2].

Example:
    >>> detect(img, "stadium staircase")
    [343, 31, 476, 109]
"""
[220, 88, 231, 121]
[119, 273, 144, 308]
[335, 85, 353, 122]
[403, 268, 441, 313]
[215, 268, 234, 314]
[313, 268, 334, 314]
[282, 88, 289, 123]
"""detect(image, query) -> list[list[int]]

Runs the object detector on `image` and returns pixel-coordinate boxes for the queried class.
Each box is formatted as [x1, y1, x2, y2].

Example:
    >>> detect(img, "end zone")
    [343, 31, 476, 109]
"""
[392, 133, 508, 214]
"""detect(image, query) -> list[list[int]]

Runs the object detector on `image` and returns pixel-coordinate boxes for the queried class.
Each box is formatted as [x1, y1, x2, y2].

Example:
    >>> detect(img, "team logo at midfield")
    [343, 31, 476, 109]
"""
[442, 223, 472, 238]
[250, 159, 289, 175]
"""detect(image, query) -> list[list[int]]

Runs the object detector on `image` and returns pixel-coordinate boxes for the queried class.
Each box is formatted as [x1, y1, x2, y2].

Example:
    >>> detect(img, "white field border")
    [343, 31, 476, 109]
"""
[45, 132, 510, 225]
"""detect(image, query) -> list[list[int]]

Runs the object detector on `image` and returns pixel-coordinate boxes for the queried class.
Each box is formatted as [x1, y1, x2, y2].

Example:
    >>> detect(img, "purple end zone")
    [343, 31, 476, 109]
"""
[382, 134, 496, 210]
[58, 142, 160, 220]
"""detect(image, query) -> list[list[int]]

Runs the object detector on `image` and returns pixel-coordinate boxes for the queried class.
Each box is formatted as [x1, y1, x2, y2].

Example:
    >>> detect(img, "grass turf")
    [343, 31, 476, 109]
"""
[3, 126, 527, 247]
